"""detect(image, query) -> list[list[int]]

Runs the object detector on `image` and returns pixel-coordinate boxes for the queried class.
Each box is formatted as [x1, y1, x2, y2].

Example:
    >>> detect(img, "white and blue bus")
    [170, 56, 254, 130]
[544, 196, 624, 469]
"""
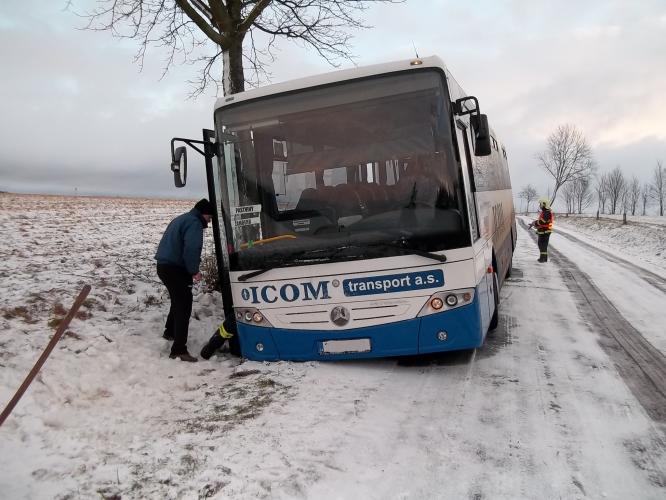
[170, 56, 516, 361]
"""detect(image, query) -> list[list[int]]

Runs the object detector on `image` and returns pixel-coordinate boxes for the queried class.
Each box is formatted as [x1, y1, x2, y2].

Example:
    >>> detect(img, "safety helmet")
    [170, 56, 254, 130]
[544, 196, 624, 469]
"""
[538, 197, 550, 209]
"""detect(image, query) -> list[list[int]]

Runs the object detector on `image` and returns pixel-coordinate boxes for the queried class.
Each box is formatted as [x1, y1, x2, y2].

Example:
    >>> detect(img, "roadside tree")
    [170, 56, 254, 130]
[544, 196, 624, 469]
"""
[518, 184, 538, 214]
[563, 176, 593, 215]
[626, 176, 641, 216]
[536, 124, 593, 206]
[606, 166, 626, 215]
[82, 0, 400, 96]
[594, 172, 610, 214]
[573, 176, 593, 214]
[641, 183, 651, 216]
[562, 182, 576, 214]
[650, 160, 665, 216]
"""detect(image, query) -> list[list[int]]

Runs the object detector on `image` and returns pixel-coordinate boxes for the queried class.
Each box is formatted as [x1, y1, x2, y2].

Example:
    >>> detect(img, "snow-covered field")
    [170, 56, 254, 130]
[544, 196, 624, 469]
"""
[555, 214, 666, 275]
[1, 194, 665, 499]
[562, 213, 666, 226]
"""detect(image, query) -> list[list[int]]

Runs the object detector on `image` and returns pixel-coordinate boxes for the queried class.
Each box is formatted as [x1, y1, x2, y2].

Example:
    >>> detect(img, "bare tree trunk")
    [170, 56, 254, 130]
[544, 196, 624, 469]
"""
[550, 186, 560, 208]
[223, 37, 245, 95]
[651, 160, 665, 216]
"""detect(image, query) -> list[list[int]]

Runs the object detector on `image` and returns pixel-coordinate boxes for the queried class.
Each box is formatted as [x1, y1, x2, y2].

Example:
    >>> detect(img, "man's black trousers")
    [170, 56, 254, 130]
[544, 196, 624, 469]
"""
[157, 264, 193, 355]
[538, 233, 551, 261]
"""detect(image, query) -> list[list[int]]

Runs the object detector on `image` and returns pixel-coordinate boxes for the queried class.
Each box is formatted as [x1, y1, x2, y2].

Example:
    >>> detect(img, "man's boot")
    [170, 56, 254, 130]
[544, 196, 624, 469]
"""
[170, 351, 198, 362]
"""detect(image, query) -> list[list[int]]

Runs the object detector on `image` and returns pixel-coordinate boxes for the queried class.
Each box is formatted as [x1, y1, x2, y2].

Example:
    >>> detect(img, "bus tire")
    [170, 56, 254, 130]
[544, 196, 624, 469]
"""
[489, 271, 500, 331]
[505, 235, 514, 278]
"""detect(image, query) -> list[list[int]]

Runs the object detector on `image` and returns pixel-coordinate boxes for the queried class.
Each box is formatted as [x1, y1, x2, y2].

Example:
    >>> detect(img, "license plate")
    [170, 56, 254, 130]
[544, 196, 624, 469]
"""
[321, 338, 371, 354]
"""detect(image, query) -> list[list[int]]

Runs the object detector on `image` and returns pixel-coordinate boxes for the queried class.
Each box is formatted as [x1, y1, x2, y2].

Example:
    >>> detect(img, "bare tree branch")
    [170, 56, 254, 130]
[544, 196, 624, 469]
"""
[79, 0, 403, 97]
[174, 0, 228, 46]
[536, 124, 593, 205]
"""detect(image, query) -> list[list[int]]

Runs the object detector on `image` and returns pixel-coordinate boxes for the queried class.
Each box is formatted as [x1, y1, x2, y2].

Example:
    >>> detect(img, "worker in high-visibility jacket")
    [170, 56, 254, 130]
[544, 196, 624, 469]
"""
[532, 197, 554, 262]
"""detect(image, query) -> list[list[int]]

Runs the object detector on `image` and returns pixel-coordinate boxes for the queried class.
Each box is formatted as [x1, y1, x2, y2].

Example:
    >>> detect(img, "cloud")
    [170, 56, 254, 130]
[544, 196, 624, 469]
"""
[0, 0, 665, 200]
[573, 24, 622, 39]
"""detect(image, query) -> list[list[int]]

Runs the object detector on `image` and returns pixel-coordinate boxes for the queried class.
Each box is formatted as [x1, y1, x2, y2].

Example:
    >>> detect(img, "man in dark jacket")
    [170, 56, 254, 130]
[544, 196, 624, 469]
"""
[155, 198, 214, 362]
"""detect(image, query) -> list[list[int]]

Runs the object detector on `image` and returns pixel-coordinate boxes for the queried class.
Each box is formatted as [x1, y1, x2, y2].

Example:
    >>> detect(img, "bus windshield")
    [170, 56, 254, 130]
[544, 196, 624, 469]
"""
[214, 70, 471, 271]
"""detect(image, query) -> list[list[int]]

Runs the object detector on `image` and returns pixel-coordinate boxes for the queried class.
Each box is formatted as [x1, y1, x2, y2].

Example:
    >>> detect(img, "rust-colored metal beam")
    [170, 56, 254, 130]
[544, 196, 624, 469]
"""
[0, 285, 91, 427]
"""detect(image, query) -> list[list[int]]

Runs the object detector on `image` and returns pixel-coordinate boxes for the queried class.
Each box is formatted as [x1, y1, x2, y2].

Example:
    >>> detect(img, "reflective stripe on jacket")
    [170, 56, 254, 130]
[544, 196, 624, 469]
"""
[534, 209, 554, 234]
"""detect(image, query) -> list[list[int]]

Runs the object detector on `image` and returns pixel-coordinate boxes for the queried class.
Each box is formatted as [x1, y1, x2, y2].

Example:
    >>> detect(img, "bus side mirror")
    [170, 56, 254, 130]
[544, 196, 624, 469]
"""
[471, 114, 491, 157]
[171, 146, 187, 187]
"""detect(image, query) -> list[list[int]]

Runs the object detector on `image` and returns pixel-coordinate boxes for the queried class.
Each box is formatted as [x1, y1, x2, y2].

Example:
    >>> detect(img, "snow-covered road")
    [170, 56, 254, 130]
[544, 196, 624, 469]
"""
[547, 222, 666, 355]
[252, 221, 666, 499]
[1, 195, 665, 499]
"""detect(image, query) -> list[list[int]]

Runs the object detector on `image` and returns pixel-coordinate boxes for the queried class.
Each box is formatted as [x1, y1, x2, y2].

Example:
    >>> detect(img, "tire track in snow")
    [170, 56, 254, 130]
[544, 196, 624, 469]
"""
[554, 226, 666, 293]
[500, 267, 592, 498]
[301, 223, 665, 498]
[519, 219, 666, 423]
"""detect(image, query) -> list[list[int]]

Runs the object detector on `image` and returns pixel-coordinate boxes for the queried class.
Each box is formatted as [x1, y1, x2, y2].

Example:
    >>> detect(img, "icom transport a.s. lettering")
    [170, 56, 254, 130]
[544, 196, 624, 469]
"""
[241, 281, 331, 304]
[239, 270, 445, 304]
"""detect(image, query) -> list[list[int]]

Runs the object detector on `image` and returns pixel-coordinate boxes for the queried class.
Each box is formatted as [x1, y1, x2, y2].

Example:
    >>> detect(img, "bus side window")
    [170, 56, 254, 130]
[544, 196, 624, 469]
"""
[456, 122, 480, 241]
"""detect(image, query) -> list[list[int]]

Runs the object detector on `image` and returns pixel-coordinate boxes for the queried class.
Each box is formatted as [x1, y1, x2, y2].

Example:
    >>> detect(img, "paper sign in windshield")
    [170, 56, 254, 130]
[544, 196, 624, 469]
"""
[342, 270, 444, 297]
[232, 204, 263, 244]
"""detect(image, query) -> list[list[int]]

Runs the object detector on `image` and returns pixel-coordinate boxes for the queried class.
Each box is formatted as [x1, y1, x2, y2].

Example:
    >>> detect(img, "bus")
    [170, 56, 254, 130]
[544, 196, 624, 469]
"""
[169, 56, 516, 361]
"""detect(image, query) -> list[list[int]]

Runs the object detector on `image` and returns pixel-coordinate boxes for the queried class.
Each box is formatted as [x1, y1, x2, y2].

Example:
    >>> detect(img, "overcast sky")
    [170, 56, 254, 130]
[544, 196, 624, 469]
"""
[1, 0, 665, 204]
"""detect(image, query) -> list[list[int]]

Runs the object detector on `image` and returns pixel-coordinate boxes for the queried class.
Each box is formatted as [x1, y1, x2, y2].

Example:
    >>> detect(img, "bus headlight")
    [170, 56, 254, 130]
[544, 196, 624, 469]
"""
[418, 289, 475, 317]
[235, 307, 273, 327]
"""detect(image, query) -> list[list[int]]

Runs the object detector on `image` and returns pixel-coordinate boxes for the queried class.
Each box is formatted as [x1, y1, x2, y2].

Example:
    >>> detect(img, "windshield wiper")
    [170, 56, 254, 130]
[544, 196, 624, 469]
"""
[237, 239, 446, 282]
[364, 240, 447, 263]
[238, 268, 272, 282]
[237, 247, 331, 282]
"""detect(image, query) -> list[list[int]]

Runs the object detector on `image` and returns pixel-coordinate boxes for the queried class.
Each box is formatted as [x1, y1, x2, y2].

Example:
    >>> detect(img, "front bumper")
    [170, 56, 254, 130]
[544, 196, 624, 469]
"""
[238, 290, 485, 361]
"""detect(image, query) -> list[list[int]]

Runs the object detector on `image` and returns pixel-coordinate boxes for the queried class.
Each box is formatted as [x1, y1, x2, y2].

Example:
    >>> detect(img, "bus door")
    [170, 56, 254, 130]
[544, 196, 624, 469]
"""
[455, 121, 480, 241]
[456, 121, 492, 328]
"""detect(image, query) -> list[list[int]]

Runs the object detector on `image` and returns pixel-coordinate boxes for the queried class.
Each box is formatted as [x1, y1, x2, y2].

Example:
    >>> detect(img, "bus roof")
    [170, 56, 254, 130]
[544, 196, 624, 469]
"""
[214, 55, 453, 111]
[212, 55, 502, 149]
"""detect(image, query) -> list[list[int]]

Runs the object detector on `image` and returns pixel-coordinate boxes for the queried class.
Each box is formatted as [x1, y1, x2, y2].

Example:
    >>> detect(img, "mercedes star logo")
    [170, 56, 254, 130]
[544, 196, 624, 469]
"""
[330, 306, 350, 326]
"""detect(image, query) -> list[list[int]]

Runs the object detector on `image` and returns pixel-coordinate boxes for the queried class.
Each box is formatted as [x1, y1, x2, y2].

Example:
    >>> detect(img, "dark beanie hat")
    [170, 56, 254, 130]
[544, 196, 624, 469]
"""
[194, 198, 214, 216]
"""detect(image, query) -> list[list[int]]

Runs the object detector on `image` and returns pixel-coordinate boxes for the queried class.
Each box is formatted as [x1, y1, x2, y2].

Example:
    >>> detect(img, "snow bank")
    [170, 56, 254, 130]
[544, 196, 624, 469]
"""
[555, 214, 666, 275]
